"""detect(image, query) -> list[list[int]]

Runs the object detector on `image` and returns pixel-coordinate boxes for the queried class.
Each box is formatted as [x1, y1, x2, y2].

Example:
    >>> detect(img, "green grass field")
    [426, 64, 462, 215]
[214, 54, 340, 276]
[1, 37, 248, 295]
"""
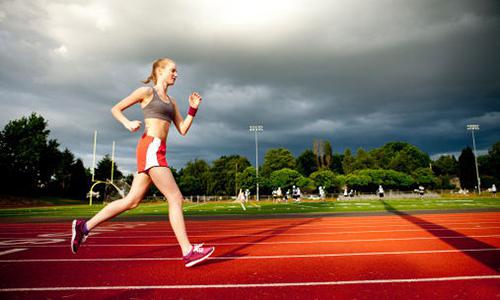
[0, 197, 498, 220]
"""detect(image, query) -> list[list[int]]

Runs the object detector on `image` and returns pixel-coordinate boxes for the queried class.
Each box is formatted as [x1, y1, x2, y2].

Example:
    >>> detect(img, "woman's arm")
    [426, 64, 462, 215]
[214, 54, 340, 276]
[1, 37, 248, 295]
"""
[111, 87, 151, 132]
[172, 92, 202, 136]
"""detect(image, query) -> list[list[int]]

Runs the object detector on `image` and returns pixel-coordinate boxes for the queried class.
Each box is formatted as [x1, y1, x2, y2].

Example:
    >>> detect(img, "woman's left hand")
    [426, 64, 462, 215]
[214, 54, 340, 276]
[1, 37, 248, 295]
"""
[189, 92, 202, 109]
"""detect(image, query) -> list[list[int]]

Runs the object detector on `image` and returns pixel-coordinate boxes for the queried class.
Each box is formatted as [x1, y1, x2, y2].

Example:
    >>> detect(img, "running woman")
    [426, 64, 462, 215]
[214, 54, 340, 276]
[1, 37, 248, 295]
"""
[71, 58, 214, 267]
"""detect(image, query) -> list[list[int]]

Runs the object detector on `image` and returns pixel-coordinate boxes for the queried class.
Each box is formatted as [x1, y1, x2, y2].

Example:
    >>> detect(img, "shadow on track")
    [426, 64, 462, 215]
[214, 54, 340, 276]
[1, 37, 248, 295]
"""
[127, 217, 321, 267]
[381, 200, 499, 271]
[199, 217, 321, 267]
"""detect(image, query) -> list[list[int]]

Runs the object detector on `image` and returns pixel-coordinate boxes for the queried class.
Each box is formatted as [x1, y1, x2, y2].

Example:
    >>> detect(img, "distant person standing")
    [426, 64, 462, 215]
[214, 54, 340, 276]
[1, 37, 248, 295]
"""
[319, 186, 326, 201]
[277, 187, 283, 201]
[272, 189, 278, 202]
[377, 185, 384, 198]
[343, 187, 348, 198]
[285, 189, 290, 203]
[492, 184, 497, 197]
[244, 189, 250, 202]
[418, 185, 425, 199]
[292, 186, 299, 202]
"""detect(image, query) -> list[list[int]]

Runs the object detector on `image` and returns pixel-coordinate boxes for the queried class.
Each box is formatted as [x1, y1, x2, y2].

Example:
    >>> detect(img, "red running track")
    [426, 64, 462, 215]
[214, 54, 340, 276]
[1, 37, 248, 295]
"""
[0, 212, 499, 299]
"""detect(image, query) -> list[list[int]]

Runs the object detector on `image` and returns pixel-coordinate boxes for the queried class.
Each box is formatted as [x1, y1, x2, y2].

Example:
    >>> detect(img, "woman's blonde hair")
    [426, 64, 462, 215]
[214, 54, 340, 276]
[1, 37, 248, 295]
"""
[142, 58, 174, 84]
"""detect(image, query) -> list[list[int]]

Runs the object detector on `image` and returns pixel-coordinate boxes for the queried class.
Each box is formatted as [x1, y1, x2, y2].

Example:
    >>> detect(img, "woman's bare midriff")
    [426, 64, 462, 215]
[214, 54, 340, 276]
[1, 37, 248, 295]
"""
[144, 118, 171, 141]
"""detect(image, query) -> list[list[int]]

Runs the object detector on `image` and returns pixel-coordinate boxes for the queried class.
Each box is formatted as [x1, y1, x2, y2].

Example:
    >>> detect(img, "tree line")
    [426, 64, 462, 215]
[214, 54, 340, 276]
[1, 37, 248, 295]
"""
[179, 140, 499, 195]
[0, 114, 498, 200]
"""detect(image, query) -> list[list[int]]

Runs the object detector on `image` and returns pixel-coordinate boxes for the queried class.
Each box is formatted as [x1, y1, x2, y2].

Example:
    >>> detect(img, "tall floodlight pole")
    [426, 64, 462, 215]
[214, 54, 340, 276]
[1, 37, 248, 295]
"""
[466, 124, 481, 194]
[111, 141, 116, 182]
[249, 125, 263, 201]
[91, 130, 97, 182]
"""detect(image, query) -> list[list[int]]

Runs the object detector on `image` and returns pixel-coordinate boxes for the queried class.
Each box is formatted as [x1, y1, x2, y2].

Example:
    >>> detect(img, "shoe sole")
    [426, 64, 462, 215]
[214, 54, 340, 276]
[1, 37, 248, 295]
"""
[71, 219, 77, 254]
[185, 247, 215, 268]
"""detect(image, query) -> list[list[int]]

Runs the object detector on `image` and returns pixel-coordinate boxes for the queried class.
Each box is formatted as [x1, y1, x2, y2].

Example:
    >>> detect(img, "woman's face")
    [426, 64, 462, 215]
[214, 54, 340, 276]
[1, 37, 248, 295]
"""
[158, 63, 177, 86]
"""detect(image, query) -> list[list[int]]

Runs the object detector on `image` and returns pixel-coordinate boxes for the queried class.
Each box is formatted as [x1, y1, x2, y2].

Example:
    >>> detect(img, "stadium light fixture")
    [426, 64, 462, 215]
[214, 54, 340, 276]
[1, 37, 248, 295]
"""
[466, 124, 481, 194]
[249, 125, 264, 201]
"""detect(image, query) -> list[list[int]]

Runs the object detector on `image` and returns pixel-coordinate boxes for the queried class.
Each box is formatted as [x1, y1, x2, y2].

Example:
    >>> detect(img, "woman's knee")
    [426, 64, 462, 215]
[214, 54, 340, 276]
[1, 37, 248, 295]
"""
[124, 196, 141, 210]
[167, 192, 184, 207]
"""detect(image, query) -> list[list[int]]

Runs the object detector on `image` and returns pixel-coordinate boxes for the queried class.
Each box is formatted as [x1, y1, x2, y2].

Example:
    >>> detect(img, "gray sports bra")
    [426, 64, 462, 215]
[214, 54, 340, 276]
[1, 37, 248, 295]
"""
[142, 88, 175, 122]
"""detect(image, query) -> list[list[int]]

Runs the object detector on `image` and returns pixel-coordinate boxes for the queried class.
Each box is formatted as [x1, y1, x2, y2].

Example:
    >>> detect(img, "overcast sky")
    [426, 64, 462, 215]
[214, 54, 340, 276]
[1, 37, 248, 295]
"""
[1, 0, 499, 174]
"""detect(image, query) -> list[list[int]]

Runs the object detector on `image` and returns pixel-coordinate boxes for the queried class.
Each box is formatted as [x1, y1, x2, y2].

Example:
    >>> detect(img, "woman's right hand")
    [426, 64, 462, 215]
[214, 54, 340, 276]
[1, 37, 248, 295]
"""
[124, 120, 142, 132]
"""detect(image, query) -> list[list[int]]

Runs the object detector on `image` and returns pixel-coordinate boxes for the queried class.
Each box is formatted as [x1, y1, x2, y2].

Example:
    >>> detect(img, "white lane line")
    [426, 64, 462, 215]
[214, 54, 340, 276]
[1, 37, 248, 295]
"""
[1, 234, 499, 248]
[0, 248, 27, 256]
[4, 219, 500, 234]
[2, 216, 499, 230]
[92, 221, 500, 231]
[1, 248, 498, 262]
[0, 275, 499, 291]
[0, 221, 500, 235]
[2, 226, 497, 240]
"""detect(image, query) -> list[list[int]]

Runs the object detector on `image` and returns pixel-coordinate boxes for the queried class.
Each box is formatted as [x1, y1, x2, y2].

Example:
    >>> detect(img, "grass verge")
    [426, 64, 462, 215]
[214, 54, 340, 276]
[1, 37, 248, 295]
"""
[0, 197, 498, 221]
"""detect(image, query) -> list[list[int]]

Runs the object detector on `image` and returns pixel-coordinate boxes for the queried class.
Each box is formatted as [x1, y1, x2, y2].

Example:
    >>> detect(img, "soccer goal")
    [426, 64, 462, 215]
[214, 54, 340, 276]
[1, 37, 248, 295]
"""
[87, 130, 130, 205]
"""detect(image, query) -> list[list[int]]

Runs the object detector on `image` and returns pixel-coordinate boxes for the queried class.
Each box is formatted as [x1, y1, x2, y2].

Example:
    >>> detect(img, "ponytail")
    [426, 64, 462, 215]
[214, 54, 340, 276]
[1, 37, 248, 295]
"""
[142, 74, 154, 84]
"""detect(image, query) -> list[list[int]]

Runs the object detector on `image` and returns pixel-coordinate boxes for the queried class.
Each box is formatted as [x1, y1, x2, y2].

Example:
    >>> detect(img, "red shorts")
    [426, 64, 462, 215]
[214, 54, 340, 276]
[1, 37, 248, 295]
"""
[136, 133, 169, 173]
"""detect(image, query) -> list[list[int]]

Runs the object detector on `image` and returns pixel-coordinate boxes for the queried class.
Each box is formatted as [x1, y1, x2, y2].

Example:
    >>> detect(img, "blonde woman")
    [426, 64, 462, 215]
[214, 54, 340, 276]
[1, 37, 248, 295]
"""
[71, 58, 214, 267]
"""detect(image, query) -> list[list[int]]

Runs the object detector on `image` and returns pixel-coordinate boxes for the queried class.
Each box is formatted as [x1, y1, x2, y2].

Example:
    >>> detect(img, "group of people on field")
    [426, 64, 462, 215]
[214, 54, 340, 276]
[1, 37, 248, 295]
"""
[272, 186, 302, 202]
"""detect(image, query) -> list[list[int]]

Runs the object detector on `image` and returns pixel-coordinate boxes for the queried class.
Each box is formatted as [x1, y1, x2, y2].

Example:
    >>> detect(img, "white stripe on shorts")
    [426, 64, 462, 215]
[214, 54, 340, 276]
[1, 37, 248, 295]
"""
[145, 138, 161, 170]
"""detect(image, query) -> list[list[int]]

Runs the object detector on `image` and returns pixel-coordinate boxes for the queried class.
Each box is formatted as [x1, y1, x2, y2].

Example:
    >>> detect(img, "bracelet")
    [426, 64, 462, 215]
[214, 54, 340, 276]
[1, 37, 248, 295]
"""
[188, 106, 198, 117]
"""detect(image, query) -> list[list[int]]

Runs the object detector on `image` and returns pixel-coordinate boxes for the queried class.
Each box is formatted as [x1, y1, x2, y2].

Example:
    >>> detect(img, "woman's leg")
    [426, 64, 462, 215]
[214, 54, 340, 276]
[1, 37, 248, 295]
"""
[148, 167, 192, 255]
[86, 173, 152, 230]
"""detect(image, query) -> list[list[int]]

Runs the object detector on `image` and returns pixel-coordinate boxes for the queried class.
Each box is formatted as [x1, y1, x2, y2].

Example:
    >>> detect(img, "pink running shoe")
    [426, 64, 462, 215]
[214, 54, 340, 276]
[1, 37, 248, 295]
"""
[183, 243, 215, 267]
[71, 219, 88, 254]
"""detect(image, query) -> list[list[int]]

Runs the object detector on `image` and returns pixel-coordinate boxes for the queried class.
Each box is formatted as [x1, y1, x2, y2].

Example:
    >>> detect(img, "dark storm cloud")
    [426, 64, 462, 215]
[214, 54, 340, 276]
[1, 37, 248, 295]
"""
[0, 0, 499, 173]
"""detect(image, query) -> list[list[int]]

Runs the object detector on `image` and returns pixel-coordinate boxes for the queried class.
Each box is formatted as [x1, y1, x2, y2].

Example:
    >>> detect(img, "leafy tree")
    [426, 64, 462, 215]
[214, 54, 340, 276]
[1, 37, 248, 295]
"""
[0, 113, 60, 195]
[296, 177, 316, 193]
[296, 149, 318, 177]
[68, 159, 91, 200]
[95, 154, 123, 181]
[458, 147, 476, 190]
[352, 148, 376, 171]
[179, 159, 211, 195]
[354, 169, 414, 191]
[342, 148, 355, 174]
[336, 174, 347, 188]
[261, 148, 296, 178]
[436, 175, 457, 190]
[387, 145, 430, 173]
[479, 141, 500, 183]
[323, 141, 333, 169]
[331, 153, 344, 174]
[50, 148, 75, 195]
[179, 175, 202, 196]
[236, 166, 257, 193]
[412, 167, 438, 188]
[370, 142, 431, 173]
[309, 170, 338, 192]
[39, 140, 63, 194]
[209, 155, 250, 195]
[344, 174, 372, 191]
[432, 155, 458, 176]
[269, 168, 302, 190]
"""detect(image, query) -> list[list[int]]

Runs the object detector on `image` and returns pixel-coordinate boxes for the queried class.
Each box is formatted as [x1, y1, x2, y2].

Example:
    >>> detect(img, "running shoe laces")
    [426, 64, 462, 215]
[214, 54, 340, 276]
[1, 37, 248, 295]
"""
[192, 243, 205, 253]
